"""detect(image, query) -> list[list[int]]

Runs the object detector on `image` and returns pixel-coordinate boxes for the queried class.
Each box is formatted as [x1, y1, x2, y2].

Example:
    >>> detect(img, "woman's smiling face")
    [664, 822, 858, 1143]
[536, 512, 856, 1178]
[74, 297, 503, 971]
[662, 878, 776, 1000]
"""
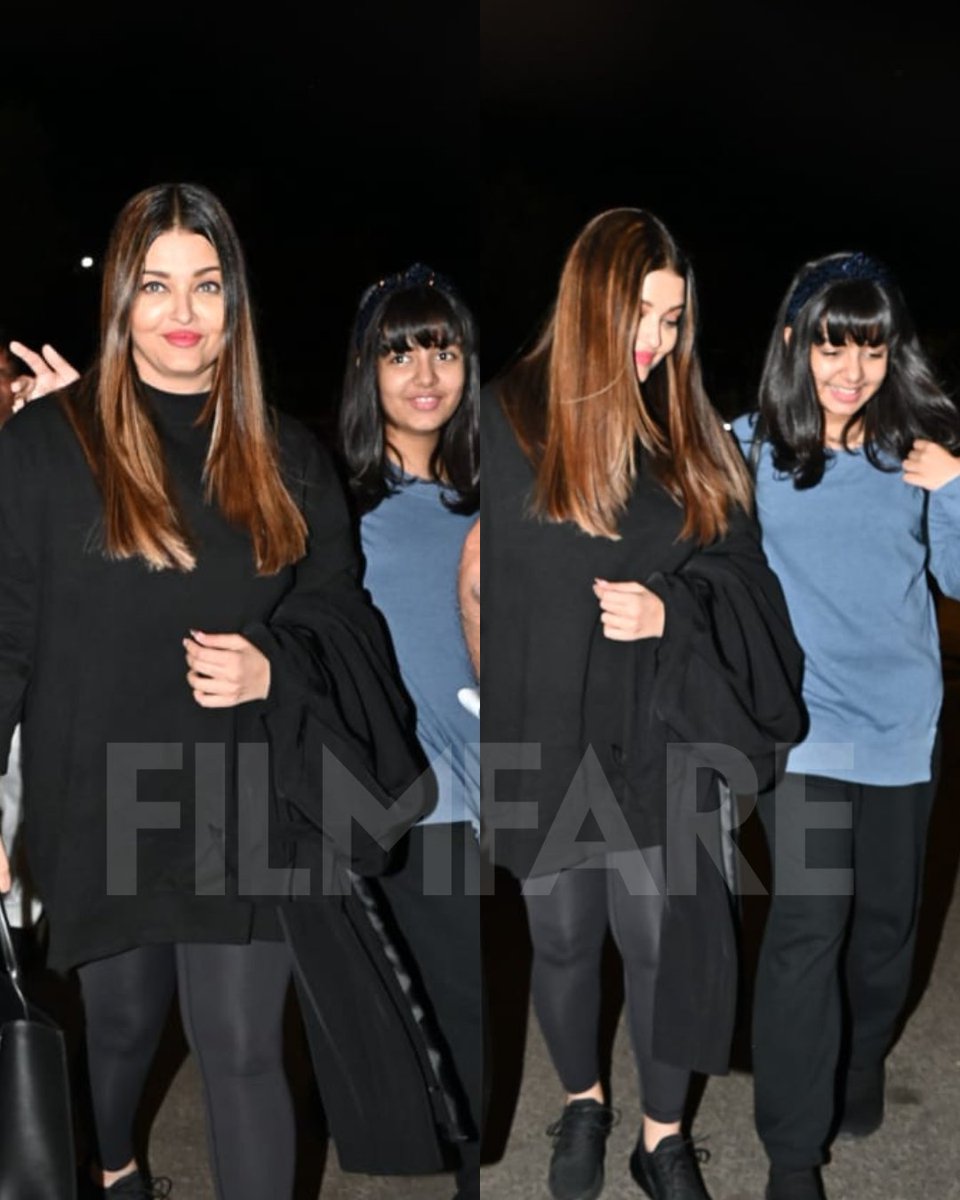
[130, 229, 225, 393]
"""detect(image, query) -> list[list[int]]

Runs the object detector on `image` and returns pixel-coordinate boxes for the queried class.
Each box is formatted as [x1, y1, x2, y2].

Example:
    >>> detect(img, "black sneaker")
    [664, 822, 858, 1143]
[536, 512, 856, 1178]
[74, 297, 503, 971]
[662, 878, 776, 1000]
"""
[629, 1133, 712, 1199]
[765, 1166, 826, 1200]
[545, 1098, 617, 1200]
[103, 1172, 173, 1199]
[836, 1062, 884, 1138]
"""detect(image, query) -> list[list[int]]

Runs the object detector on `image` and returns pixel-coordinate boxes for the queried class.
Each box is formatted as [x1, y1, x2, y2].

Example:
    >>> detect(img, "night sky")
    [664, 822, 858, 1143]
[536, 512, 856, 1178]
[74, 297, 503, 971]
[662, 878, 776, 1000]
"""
[2, 3, 957, 430]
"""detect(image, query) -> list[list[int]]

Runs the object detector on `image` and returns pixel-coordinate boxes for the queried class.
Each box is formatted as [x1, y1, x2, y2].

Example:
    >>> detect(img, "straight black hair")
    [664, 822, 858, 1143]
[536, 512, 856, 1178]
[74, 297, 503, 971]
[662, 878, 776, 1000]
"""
[755, 254, 960, 488]
[339, 279, 479, 515]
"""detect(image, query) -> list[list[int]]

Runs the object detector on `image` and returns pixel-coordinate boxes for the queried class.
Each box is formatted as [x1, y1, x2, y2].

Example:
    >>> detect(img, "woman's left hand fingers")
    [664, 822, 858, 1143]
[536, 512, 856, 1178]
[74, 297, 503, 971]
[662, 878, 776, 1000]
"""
[187, 668, 235, 694]
[183, 641, 239, 680]
[184, 631, 270, 705]
[594, 579, 665, 640]
[191, 688, 241, 708]
[596, 589, 647, 615]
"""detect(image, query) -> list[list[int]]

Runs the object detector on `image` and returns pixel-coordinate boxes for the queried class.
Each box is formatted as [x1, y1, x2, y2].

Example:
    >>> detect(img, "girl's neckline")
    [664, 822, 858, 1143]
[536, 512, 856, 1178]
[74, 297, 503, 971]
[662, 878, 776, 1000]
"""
[389, 464, 443, 487]
[825, 439, 864, 451]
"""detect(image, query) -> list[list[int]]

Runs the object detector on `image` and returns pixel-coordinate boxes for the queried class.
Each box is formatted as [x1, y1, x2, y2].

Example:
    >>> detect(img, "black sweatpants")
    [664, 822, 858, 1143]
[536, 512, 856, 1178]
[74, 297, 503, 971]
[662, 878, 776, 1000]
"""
[752, 771, 936, 1169]
[523, 847, 691, 1123]
[375, 821, 484, 1199]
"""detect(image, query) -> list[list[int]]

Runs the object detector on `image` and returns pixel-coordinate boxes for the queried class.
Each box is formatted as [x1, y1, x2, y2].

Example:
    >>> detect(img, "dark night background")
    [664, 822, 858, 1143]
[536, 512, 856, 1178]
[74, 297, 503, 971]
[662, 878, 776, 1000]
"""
[2, 2, 958, 433]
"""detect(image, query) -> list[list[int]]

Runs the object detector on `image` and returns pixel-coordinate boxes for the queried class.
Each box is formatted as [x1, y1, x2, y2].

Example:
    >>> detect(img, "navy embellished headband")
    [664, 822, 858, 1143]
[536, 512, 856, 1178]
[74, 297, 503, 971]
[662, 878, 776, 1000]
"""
[784, 252, 894, 325]
[354, 262, 458, 348]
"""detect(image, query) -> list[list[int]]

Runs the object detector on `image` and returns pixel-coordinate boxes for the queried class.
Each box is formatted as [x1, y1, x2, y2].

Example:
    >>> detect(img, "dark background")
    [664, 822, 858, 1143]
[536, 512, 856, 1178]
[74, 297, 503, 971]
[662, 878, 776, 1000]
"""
[2, 2, 957, 431]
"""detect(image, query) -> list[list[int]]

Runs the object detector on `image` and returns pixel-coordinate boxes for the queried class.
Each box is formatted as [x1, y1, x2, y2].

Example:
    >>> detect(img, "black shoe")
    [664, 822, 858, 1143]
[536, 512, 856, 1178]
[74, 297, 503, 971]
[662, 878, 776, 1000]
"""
[836, 1062, 884, 1138]
[629, 1133, 712, 1199]
[545, 1098, 617, 1200]
[765, 1166, 826, 1200]
[103, 1172, 173, 1199]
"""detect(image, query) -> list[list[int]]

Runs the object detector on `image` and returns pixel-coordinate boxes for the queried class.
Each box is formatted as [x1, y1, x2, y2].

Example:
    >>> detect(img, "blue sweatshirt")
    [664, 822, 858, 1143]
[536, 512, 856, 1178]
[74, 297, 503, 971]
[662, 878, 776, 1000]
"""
[733, 415, 960, 784]
[361, 478, 480, 829]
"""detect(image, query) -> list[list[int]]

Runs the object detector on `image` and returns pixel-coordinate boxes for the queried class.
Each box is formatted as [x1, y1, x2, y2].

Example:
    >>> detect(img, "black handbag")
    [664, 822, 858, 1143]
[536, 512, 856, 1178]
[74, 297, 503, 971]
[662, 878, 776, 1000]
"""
[0, 896, 77, 1200]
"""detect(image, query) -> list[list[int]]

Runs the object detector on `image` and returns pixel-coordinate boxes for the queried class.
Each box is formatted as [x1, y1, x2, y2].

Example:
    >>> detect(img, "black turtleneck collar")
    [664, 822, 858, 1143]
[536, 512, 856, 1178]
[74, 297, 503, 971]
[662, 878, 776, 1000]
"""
[140, 381, 211, 433]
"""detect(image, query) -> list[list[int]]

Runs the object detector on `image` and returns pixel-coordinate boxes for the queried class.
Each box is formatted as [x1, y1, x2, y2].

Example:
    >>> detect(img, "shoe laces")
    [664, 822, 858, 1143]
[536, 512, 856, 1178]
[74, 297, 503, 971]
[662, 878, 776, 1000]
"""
[546, 1101, 620, 1151]
[655, 1136, 710, 1187]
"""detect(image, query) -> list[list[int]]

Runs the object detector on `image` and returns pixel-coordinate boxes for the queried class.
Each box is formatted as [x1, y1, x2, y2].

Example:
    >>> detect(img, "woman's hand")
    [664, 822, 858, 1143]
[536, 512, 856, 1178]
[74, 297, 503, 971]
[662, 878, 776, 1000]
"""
[7, 341, 81, 410]
[593, 579, 665, 640]
[0, 837, 10, 893]
[183, 631, 271, 707]
[902, 439, 960, 491]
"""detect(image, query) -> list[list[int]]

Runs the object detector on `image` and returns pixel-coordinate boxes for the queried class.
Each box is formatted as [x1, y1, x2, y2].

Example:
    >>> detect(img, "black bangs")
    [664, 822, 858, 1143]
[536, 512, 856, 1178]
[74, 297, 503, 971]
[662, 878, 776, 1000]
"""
[377, 286, 464, 355]
[812, 280, 895, 347]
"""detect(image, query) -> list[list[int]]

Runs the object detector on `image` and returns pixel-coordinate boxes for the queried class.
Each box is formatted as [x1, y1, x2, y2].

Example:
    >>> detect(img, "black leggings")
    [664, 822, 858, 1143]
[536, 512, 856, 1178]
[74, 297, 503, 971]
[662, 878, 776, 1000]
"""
[523, 848, 690, 1123]
[78, 940, 293, 1200]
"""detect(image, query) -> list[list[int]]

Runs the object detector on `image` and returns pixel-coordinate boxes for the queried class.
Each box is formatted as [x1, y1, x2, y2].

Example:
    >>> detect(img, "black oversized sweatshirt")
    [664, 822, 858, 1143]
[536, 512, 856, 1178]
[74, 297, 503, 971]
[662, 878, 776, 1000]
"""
[0, 383, 429, 970]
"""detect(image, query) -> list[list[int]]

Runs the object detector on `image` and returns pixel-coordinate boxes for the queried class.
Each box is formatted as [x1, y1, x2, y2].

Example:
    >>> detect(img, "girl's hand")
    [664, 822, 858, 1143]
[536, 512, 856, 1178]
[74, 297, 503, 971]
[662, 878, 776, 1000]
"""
[183, 631, 271, 707]
[593, 579, 665, 640]
[7, 341, 81, 410]
[0, 836, 10, 893]
[902, 439, 960, 491]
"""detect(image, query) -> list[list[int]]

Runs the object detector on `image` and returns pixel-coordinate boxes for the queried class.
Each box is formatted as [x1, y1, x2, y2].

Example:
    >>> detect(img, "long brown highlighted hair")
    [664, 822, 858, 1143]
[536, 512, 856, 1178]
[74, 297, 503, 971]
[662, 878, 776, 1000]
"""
[500, 207, 751, 542]
[61, 182, 307, 573]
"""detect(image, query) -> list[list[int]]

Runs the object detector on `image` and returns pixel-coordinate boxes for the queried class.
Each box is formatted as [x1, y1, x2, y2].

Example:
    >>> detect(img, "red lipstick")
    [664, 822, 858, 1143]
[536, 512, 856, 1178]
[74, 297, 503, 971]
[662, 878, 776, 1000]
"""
[164, 332, 202, 348]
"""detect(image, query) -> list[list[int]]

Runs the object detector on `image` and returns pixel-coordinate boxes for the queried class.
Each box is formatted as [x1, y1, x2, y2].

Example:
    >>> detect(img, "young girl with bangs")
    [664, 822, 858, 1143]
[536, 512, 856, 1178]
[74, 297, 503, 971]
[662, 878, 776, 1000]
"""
[339, 264, 482, 1200]
[733, 253, 960, 1200]
[484, 209, 804, 1200]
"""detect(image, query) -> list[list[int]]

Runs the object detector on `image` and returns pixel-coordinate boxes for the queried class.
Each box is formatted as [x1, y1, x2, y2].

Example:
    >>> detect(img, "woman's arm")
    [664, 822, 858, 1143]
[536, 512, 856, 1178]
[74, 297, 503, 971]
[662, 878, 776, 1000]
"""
[240, 427, 433, 871]
[0, 425, 42, 890]
[642, 507, 807, 776]
[180, 431, 371, 710]
[0, 427, 40, 773]
[241, 431, 388, 707]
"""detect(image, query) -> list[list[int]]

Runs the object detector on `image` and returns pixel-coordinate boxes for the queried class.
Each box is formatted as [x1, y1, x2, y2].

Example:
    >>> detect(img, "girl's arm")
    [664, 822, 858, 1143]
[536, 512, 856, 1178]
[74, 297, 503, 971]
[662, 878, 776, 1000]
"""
[902, 439, 960, 599]
[6, 342, 80, 409]
[458, 518, 480, 677]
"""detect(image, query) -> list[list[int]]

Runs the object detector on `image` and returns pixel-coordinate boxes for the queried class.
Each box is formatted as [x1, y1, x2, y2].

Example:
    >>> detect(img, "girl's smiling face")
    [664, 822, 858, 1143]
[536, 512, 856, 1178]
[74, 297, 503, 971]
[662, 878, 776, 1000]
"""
[808, 333, 888, 441]
[376, 341, 465, 474]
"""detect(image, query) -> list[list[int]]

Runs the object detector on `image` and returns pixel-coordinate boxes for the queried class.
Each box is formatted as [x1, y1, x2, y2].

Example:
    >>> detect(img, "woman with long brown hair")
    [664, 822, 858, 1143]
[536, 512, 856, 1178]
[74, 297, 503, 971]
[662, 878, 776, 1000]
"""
[483, 208, 805, 1200]
[0, 183, 428, 1199]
